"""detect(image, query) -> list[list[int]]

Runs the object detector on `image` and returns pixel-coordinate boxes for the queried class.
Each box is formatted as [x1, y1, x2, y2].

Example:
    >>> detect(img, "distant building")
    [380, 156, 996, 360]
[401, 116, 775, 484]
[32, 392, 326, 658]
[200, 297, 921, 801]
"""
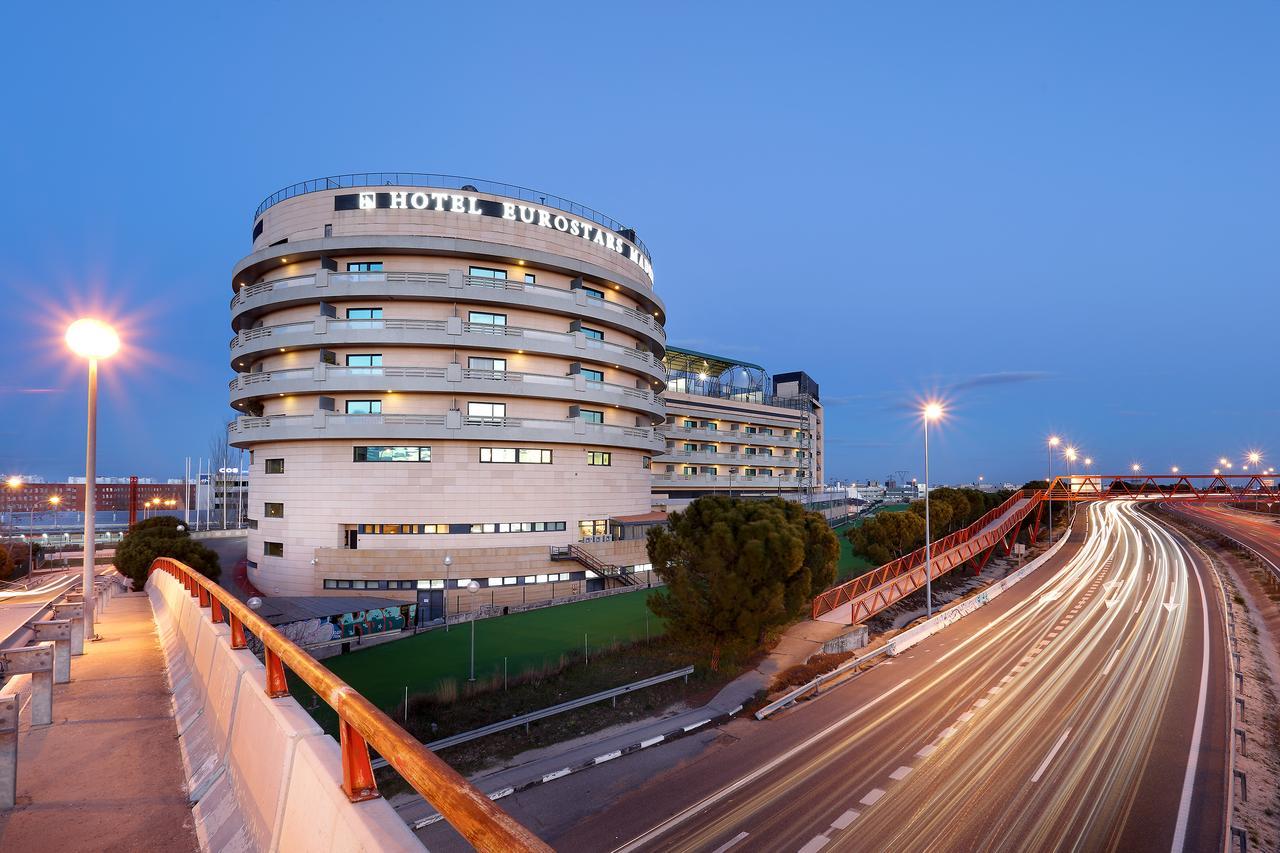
[2, 479, 189, 515]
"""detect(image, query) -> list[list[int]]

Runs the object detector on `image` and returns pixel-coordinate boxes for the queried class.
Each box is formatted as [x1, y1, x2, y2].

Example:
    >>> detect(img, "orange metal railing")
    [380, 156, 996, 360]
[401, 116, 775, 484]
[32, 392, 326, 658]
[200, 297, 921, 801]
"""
[149, 557, 550, 852]
[812, 489, 1047, 621]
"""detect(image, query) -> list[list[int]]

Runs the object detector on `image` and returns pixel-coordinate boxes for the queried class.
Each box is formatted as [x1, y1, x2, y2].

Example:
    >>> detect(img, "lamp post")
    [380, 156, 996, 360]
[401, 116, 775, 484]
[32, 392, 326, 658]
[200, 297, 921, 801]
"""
[922, 402, 944, 618]
[1064, 446, 1078, 524]
[66, 318, 120, 644]
[1084, 457, 1094, 495]
[1248, 451, 1263, 509]
[467, 579, 480, 682]
[442, 554, 452, 631]
[1047, 436, 1060, 543]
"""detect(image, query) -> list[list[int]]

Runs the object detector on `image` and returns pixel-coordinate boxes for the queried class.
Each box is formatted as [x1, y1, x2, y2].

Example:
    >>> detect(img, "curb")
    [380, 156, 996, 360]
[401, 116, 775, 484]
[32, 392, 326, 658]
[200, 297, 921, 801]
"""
[411, 703, 746, 830]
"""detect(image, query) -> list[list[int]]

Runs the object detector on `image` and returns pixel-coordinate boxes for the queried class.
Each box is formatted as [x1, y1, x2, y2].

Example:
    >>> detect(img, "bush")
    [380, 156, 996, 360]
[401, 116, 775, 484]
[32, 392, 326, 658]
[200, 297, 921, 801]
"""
[115, 515, 221, 591]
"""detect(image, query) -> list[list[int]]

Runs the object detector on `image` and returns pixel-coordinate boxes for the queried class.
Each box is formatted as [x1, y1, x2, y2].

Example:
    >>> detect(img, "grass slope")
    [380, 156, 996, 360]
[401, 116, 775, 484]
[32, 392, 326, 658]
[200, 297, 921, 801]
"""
[319, 588, 665, 713]
[833, 503, 909, 581]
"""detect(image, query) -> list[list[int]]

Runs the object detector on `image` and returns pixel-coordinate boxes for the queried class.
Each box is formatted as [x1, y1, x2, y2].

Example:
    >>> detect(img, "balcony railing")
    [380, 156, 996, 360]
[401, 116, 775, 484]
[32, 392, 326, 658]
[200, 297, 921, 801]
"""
[231, 271, 664, 338]
[652, 474, 804, 487]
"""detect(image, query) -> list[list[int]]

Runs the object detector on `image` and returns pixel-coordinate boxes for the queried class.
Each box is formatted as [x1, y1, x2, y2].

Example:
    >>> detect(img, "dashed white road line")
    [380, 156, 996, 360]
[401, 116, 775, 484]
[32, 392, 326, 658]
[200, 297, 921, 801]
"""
[916, 744, 936, 758]
[797, 834, 830, 853]
[1030, 728, 1072, 783]
[711, 831, 749, 853]
[889, 765, 913, 780]
[859, 788, 886, 806]
[830, 809, 860, 830]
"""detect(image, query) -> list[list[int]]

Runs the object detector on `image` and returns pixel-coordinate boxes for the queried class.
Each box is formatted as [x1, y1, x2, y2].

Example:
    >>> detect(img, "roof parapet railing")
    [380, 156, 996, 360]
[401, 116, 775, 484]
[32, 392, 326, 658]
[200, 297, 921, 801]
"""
[148, 557, 549, 852]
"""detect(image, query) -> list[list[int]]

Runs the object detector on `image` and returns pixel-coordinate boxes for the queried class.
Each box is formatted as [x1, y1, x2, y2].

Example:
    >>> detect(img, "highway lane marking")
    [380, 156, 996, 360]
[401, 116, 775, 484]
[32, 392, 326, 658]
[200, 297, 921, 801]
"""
[610, 678, 915, 853]
[974, 698, 989, 708]
[1030, 727, 1072, 783]
[889, 765, 913, 780]
[797, 835, 829, 853]
[956, 712, 974, 722]
[988, 686, 1001, 694]
[916, 744, 936, 757]
[710, 831, 749, 853]
[639, 735, 664, 748]
[1102, 648, 1121, 676]
[938, 727, 958, 739]
[859, 788, 886, 806]
[830, 809, 859, 830]
[1170, 533, 1212, 853]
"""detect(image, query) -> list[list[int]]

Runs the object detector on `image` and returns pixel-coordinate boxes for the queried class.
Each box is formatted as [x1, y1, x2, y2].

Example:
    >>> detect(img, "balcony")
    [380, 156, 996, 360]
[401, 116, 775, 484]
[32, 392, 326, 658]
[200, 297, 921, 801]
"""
[228, 365, 663, 419]
[651, 474, 805, 489]
[654, 450, 803, 469]
[230, 270, 664, 348]
[228, 317, 668, 386]
[227, 412, 664, 452]
[659, 423, 807, 449]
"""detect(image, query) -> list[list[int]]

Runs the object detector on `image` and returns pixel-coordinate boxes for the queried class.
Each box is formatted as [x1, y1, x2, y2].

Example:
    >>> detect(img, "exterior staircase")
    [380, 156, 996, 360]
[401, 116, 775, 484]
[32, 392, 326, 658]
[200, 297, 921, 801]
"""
[550, 544, 640, 586]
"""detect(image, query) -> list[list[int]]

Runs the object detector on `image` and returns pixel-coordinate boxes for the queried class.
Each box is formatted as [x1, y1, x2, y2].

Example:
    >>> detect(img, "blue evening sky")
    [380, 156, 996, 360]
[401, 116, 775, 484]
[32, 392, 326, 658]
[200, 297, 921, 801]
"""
[1, 2, 1276, 485]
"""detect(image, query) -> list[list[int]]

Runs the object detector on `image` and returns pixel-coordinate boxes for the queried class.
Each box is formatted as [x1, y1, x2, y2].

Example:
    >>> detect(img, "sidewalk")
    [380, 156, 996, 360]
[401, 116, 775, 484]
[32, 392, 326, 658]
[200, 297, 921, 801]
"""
[394, 617, 851, 827]
[0, 592, 198, 852]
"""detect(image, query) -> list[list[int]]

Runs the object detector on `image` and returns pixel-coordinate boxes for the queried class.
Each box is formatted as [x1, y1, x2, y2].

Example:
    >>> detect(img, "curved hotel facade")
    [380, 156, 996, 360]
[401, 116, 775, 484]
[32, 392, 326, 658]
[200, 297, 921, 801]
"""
[228, 175, 666, 609]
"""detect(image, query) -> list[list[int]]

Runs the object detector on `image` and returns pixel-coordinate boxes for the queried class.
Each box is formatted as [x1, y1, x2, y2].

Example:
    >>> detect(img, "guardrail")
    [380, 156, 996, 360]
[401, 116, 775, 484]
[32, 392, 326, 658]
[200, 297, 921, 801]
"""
[148, 557, 548, 851]
[372, 666, 694, 766]
[754, 646, 892, 719]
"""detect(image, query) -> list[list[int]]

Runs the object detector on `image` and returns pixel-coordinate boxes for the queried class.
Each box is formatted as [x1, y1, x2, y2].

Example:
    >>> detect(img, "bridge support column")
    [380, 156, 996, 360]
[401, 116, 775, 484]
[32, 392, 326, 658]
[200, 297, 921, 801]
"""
[0, 695, 16, 809]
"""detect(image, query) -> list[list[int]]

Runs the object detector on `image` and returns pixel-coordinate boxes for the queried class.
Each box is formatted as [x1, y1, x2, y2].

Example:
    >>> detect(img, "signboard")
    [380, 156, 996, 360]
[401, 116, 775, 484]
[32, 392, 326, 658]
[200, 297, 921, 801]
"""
[333, 191, 653, 282]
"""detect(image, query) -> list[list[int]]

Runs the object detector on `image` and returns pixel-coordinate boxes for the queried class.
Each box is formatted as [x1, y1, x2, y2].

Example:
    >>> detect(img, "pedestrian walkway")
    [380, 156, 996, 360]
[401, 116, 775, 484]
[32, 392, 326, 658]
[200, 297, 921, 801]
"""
[0, 591, 198, 852]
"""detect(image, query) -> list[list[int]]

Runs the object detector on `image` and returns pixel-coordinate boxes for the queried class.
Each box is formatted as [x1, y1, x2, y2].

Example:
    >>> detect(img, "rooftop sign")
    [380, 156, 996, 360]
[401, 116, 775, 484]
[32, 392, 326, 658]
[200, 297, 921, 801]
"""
[334, 191, 653, 282]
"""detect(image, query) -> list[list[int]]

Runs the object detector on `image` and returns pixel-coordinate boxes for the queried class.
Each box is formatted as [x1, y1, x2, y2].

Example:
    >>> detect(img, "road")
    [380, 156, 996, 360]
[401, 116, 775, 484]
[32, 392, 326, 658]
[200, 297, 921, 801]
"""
[0, 570, 85, 649]
[1166, 501, 1280, 576]
[553, 501, 1228, 853]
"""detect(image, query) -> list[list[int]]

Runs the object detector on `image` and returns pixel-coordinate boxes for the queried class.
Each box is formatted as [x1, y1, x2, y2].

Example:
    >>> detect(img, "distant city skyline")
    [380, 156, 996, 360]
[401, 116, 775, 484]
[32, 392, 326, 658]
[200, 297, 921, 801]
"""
[2, 2, 1276, 484]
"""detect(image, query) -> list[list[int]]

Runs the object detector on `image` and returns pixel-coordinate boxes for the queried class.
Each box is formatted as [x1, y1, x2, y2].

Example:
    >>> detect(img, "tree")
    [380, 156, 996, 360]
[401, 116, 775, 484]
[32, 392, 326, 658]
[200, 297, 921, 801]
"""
[646, 496, 839, 669]
[0, 544, 14, 581]
[116, 515, 221, 591]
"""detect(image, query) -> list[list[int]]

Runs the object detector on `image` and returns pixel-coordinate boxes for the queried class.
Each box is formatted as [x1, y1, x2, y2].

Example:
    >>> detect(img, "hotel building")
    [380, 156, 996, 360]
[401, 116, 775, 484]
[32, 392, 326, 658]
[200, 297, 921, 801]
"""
[228, 174, 665, 614]
[654, 348, 823, 507]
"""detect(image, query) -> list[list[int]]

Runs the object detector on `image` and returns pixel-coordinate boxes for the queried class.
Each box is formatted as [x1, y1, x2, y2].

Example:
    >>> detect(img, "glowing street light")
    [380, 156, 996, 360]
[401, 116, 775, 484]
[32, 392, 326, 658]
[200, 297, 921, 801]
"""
[1171, 466, 1179, 474]
[922, 402, 945, 617]
[66, 317, 120, 644]
[1132, 463, 1141, 473]
[1047, 436, 1061, 543]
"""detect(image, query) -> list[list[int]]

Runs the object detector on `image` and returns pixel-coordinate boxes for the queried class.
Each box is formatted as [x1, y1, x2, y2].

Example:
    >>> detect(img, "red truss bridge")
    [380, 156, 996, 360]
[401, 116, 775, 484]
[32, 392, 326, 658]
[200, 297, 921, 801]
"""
[811, 474, 1276, 623]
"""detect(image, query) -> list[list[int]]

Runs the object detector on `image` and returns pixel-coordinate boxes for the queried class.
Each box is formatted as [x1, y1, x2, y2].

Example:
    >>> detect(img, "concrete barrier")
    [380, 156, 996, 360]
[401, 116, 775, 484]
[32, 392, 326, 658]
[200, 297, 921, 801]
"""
[0, 695, 16, 808]
[146, 569, 426, 852]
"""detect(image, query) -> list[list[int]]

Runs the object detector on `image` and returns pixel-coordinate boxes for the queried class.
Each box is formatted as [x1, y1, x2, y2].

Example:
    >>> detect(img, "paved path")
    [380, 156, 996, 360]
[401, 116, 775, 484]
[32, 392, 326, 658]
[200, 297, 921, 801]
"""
[0, 591, 198, 852]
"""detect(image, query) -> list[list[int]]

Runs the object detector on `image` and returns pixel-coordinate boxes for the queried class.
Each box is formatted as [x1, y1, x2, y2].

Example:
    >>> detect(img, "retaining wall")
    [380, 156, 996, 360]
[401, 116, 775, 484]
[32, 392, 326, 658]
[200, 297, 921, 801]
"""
[146, 570, 422, 852]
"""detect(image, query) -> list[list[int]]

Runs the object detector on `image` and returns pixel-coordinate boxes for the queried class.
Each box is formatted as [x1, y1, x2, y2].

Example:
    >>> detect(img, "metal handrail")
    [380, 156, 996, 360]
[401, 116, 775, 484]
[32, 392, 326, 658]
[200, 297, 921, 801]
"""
[148, 557, 549, 852]
[251, 172, 652, 263]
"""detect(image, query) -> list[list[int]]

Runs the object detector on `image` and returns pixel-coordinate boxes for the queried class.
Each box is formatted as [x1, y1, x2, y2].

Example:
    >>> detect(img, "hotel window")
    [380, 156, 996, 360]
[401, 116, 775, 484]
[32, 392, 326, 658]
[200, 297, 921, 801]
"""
[642, 455, 651, 469]
[703, 444, 718, 453]
[683, 420, 697, 429]
[745, 468, 757, 476]
[469, 311, 507, 332]
[523, 273, 536, 284]
[760, 469, 773, 477]
[580, 367, 604, 383]
[579, 519, 609, 539]
[346, 262, 383, 272]
[263, 502, 284, 518]
[580, 326, 604, 341]
[580, 409, 604, 424]
[346, 307, 382, 320]
[700, 467, 717, 475]
[468, 356, 507, 373]
[265, 458, 284, 474]
[353, 446, 430, 462]
[469, 266, 507, 279]
[581, 285, 605, 299]
[467, 402, 506, 424]
[683, 466, 698, 476]
[479, 447, 552, 464]
[346, 400, 382, 415]
[263, 541, 283, 557]
[683, 443, 698, 453]
[704, 422, 718, 431]
[745, 426, 757, 434]
[346, 354, 382, 369]
[587, 451, 611, 466]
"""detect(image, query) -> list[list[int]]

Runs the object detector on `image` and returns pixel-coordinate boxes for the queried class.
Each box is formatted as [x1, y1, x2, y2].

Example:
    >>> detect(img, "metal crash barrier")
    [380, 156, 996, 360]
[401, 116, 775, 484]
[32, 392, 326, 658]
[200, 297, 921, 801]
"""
[149, 557, 549, 851]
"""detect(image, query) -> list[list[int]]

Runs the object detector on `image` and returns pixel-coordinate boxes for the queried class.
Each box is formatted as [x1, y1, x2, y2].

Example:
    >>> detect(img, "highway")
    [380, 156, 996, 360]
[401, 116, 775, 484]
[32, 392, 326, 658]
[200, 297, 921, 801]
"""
[1165, 500, 1280, 575]
[0, 571, 84, 649]
[555, 501, 1228, 853]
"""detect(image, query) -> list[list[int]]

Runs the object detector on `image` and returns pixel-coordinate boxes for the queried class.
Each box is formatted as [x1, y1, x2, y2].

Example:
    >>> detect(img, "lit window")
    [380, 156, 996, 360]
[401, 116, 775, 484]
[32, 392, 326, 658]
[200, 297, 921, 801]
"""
[353, 446, 430, 462]
[263, 502, 284, 518]
[467, 402, 506, 424]
[587, 451, 611, 466]
[346, 354, 383, 368]
[346, 308, 382, 320]
[346, 400, 382, 415]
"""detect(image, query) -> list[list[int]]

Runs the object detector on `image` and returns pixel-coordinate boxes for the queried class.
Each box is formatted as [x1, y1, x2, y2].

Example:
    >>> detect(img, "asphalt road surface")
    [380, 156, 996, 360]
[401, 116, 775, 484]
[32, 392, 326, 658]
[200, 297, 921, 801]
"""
[554, 501, 1227, 853]
[0, 570, 86, 649]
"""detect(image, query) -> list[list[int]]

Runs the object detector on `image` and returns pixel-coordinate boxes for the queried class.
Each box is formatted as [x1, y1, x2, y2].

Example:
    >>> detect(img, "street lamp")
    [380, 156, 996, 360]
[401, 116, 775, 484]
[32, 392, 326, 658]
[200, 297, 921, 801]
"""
[922, 402, 944, 617]
[1083, 457, 1094, 495]
[66, 317, 120, 644]
[1047, 436, 1060, 543]
[467, 579, 481, 682]
[442, 554, 452, 632]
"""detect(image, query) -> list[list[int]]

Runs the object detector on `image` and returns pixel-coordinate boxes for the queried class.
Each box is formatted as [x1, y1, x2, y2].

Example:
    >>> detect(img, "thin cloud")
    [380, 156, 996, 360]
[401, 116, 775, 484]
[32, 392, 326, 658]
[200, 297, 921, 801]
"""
[0, 387, 62, 395]
[944, 371, 1053, 392]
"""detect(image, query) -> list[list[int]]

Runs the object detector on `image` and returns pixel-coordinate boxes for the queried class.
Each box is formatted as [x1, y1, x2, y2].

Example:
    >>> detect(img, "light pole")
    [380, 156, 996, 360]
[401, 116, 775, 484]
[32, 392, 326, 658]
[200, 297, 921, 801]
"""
[1064, 446, 1078, 524]
[1084, 457, 1094, 495]
[1248, 451, 1263, 509]
[467, 579, 480, 681]
[1047, 436, 1060, 543]
[66, 318, 120, 644]
[442, 554, 452, 631]
[922, 402, 944, 618]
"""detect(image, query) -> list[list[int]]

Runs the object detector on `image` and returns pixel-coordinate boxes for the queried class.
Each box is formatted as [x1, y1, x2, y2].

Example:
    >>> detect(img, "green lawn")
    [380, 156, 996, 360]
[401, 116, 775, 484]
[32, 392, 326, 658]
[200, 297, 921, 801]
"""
[833, 503, 909, 581]
[317, 589, 665, 714]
